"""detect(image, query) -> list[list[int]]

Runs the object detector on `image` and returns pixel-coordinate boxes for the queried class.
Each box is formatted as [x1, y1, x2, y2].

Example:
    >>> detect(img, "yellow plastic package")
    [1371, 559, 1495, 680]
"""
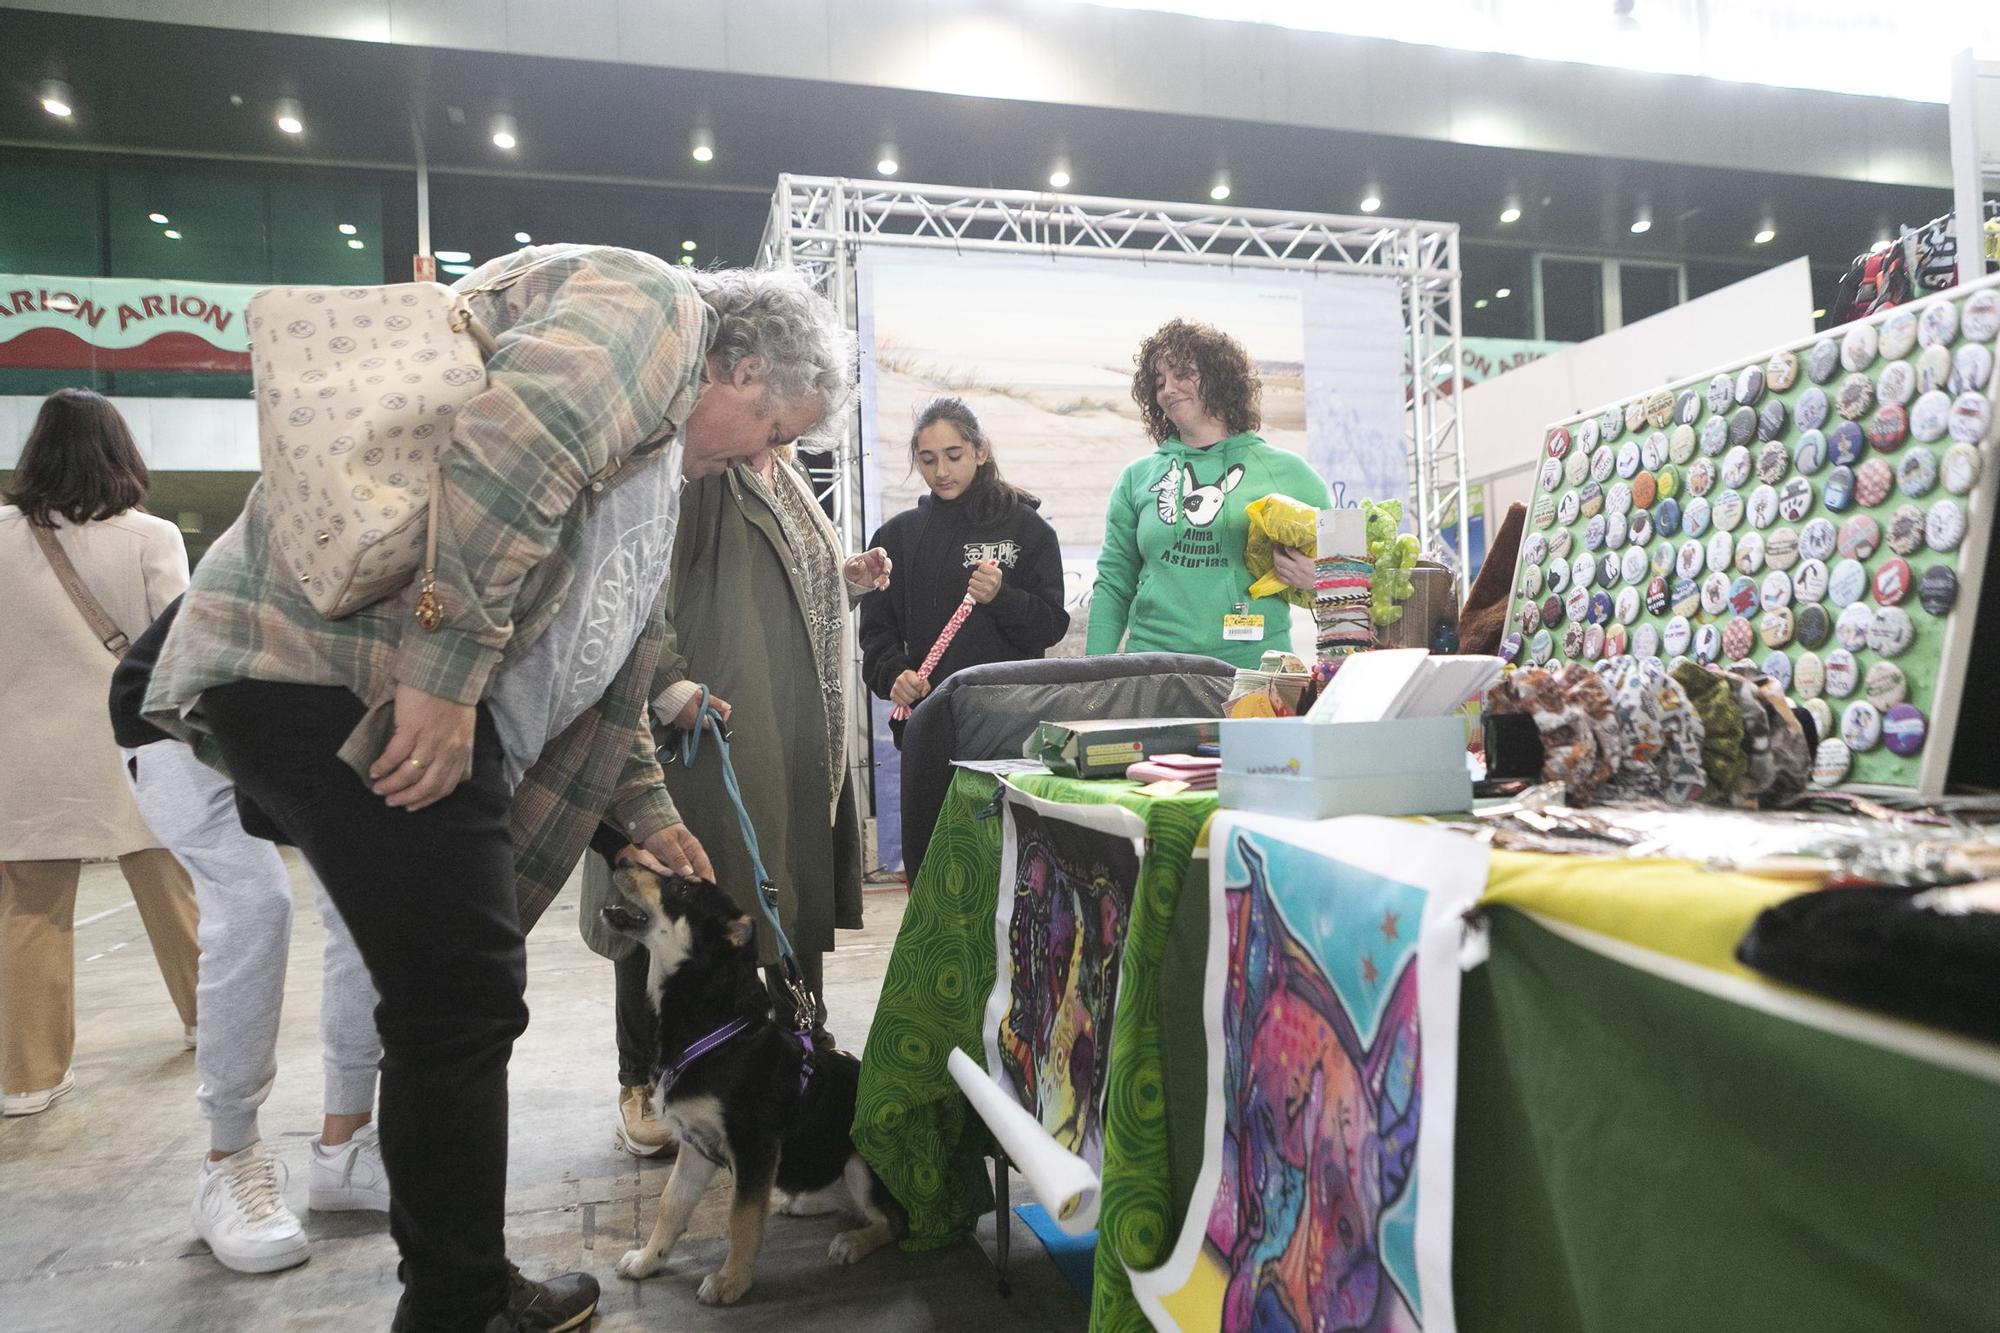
[1243, 493, 1320, 603]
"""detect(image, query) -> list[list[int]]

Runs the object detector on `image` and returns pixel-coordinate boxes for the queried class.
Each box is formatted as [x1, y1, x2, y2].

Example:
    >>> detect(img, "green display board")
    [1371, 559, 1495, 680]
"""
[1505, 275, 2000, 795]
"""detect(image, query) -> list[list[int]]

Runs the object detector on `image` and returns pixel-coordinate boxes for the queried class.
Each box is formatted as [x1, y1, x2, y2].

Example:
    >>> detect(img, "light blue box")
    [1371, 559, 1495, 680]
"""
[1219, 716, 1472, 817]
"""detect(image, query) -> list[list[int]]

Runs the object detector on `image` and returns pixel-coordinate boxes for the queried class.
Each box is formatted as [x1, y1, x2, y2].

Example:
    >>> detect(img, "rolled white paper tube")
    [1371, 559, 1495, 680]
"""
[946, 1046, 1102, 1235]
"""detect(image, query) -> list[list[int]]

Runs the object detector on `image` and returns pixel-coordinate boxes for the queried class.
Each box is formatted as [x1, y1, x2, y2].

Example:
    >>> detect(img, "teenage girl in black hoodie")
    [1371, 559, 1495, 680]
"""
[860, 397, 1069, 741]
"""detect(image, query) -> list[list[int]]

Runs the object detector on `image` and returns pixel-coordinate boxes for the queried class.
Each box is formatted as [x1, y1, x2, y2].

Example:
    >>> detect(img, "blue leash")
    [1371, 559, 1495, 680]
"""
[664, 688, 813, 1021]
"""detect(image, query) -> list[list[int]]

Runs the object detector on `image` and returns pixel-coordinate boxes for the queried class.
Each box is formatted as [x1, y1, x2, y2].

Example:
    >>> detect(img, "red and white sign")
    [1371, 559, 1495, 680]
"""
[0, 273, 257, 374]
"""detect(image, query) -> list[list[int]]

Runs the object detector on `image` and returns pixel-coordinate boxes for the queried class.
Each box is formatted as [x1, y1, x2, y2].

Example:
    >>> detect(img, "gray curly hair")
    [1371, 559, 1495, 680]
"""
[691, 268, 857, 443]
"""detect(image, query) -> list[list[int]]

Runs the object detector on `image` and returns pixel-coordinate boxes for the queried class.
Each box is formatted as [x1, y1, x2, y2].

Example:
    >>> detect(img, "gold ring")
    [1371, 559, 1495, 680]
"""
[408, 757, 426, 770]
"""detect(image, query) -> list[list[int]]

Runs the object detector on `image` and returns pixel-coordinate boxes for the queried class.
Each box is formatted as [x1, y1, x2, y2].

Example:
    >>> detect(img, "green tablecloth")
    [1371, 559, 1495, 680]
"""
[860, 777, 2000, 1331]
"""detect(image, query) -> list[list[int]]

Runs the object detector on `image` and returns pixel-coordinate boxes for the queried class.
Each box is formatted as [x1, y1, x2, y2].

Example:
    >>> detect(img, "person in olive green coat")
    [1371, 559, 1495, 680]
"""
[582, 451, 890, 1156]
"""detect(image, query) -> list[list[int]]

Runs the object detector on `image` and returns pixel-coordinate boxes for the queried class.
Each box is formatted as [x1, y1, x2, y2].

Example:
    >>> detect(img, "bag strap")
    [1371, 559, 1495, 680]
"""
[28, 521, 130, 658]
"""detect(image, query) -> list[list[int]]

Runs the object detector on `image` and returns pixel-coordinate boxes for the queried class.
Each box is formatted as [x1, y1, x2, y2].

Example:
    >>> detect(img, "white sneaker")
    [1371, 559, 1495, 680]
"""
[2, 1069, 75, 1117]
[309, 1123, 390, 1212]
[183, 1025, 198, 1051]
[191, 1143, 309, 1274]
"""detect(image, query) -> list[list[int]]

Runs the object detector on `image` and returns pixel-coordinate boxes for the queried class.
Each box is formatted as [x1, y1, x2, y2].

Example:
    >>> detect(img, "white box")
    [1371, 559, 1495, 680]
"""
[1217, 769, 1472, 819]
[1218, 715, 1472, 818]
[1315, 507, 1368, 559]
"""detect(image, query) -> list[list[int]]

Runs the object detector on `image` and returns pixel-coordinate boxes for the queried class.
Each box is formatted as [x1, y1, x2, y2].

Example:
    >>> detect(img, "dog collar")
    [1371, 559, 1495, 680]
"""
[658, 1016, 752, 1097]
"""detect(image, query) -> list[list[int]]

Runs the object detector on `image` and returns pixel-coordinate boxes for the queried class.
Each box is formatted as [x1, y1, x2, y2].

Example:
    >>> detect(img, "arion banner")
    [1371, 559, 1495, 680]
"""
[0, 273, 256, 373]
[1131, 813, 1487, 1333]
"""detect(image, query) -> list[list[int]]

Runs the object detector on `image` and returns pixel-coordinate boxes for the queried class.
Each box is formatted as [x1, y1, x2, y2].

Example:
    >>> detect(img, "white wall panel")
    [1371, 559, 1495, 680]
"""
[721, 0, 832, 81]
[616, 0, 728, 69]
[507, 0, 619, 62]
[270, 0, 393, 43]
[0, 396, 258, 472]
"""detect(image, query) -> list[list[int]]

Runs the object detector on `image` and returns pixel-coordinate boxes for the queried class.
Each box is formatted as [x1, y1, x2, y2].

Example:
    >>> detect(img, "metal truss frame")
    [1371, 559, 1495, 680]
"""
[758, 174, 1469, 572]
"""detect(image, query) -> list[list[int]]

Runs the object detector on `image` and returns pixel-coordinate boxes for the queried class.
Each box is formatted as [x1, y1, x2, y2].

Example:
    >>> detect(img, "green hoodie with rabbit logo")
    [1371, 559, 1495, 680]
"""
[1086, 432, 1332, 667]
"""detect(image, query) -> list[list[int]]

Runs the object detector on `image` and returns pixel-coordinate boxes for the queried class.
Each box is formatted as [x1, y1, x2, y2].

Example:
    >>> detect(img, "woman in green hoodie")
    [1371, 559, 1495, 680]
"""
[1086, 318, 1329, 667]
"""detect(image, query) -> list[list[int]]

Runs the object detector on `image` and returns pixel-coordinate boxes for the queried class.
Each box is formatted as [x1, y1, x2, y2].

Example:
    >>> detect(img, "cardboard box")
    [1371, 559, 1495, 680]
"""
[1218, 715, 1472, 817]
[1375, 565, 1459, 652]
[1025, 717, 1221, 779]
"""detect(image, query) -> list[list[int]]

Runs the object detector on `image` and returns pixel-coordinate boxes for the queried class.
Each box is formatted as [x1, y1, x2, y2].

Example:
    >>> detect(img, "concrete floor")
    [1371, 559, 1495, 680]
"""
[0, 854, 1082, 1332]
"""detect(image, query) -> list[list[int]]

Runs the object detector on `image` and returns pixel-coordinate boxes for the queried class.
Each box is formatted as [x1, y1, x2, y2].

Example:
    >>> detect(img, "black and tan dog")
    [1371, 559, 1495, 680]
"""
[603, 867, 904, 1306]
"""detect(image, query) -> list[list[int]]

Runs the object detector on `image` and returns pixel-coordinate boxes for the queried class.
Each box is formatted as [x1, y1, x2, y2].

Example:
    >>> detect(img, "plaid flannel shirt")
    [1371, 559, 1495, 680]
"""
[145, 245, 713, 923]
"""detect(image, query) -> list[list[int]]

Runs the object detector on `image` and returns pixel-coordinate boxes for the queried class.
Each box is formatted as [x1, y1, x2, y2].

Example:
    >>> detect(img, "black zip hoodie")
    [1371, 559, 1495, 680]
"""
[859, 487, 1069, 713]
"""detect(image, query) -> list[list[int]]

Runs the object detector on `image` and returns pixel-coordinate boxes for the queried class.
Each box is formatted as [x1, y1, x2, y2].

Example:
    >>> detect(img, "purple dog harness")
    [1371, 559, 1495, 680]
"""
[657, 1017, 818, 1100]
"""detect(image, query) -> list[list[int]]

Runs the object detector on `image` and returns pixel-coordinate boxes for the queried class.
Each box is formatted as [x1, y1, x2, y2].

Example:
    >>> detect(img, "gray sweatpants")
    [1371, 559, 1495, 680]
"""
[124, 740, 381, 1152]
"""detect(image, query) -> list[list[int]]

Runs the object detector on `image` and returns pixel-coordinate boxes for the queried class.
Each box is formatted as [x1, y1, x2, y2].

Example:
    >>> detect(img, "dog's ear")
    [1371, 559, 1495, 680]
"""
[725, 915, 755, 949]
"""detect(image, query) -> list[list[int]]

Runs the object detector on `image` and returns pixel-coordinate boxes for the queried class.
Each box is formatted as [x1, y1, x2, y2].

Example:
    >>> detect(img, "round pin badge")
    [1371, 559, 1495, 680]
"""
[1808, 338, 1841, 384]
[1764, 350, 1800, 393]
[1672, 576, 1700, 618]
[1883, 704, 1927, 757]
[1642, 431, 1669, 471]
[1631, 471, 1658, 510]
[1760, 606, 1794, 649]
[1591, 445, 1617, 483]
[1727, 573, 1760, 617]
[1926, 498, 1967, 552]
[1812, 736, 1852, 786]
[1646, 576, 1669, 616]
[1573, 551, 1598, 589]
[1604, 623, 1627, 657]
[1706, 373, 1735, 415]
[1558, 490, 1581, 526]
[1898, 448, 1938, 498]
[1796, 386, 1831, 433]
[1645, 391, 1674, 429]
[1582, 623, 1606, 660]
[1707, 529, 1734, 573]
[1566, 585, 1591, 625]
[1539, 458, 1563, 493]
[1625, 400, 1648, 434]
[1606, 511, 1628, 549]
[1838, 513, 1882, 561]
[1756, 443, 1788, 488]
[1600, 551, 1620, 586]
[1699, 415, 1729, 456]
[1633, 623, 1661, 659]
[1828, 422, 1867, 467]
[1841, 323, 1879, 373]
[1621, 545, 1649, 584]
[1529, 628, 1554, 664]
[1519, 564, 1543, 602]
[1799, 518, 1837, 563]
[1776, 477, 1813, 523]
[1757, 399, 1788, 443]
[1886, 503, 1924, 556]
[1629, 509, 1654, 546]
[1881, 309, 1920, 359]
[1734, 530, 1765, 575]
[1794, 651, 1826, 699]
[1918, 299, 1960, 349]
[1656, 464, 1683, 500]
[1682, 495, 1711, 537]
[1565, 449, 1591, 487]
[1805, 697, 1835, 739]
[1793, 557, 1828, 603]
[1547, 558, 1569, 594]
[1562, 621, 1587, 660]
[1549, 527, 1573, 560]
[1675, 389, 1703, 425]
[1599, 406, 1625, 442]
[1523, 531, 1548, 566]
[1835, 602, 1873, 651]
[1865, 661, 1908, 709]
[1876, 359, 1916, 408]
[1796, 604, 1832, 650]
[1615, 584, 1641, 624]
[1677, 538, 1706, 580]
[1792, 434, 1827, 480]
[1918, 344, 1954, 395]
[1655, 497, 1682, 537]
[1763, 652, 1793, 692]
[1760, 568, 1793, 610]
[1589, 590, 1614, 625]
[1533, 494, 1557, 528]
[1855, 458, 1894, 509]
[1873, 557, 1911, 606]
[1728, 405, 1757, 448]
[1580, 481, 1605, 519]
[1662, 615, 1691, 657]
[1828, 558, 1867, 607]
[1700, 570, 1731, 615]
[1543, 592, 1566, 628]
[1545, 426, 1571, 459]
[1843, 700, 1882, 753]
[1607, 480, 1636, 518]
[1649, 535, 1671, 574]
[1919, 564, 1958, 615]
[1721, 446, 1752, 489]
[1720, 616, 1754, 660]
[1952, 343, 1994, 396]
[1732, 365, 1763, 406]
[1868, 606, 1914, 658]
[1836, 373, 1875, 421]
[1965, 290, 2000, 343]
[1693, 623, 1722, 665]
[1949, 391, 1993, 444]
[1669, 423, 1698, 464]
[1766, 526, 1799, 570]
[1576, 416, 1601, 453]
[1616, 439, 1643, 479]
[1687, 457, 1716, 497]
[1823, 464, 1856, 512]
[1746, 484, 1779, 530]
[1867, 404, 1908, 452]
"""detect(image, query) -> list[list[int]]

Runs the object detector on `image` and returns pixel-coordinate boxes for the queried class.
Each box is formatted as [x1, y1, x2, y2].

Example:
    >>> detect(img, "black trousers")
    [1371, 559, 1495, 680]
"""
[202, 681, 525, 1333]
[611, 926, 825, 1087]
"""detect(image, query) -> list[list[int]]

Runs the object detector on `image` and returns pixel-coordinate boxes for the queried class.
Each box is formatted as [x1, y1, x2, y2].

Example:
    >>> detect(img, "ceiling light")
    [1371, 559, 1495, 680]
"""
[1495, 288, 1512, 299]
[691, 127, 715, 163]
[39, 80, 73, 118]
[347, 239, 365, 250]
[1630, 205, 1653, 235]
[337, 222, 356, 235]
[1475, 298, 1489, 309]
[1812, 308, 1827, 319]
[1048, 156, 1072, 190]
[1499, 204, 1522, 224]
[148, 212, 169, 225]
[681, 256, 695, 266]
[1209, 171, 1232, 202]
[490, 113, 518, 151]
[514, 231, 532, 243]
[681, 240, 697, 252]
[434, 249, 471, 263]
[1753, 226, 1776, 245]
[1360, 193, 1382, 214]
[439, 262, 474, 276]
[275, 98, 304, 135]
[876, 142, 899, 177]
[163, 229, 183, 240]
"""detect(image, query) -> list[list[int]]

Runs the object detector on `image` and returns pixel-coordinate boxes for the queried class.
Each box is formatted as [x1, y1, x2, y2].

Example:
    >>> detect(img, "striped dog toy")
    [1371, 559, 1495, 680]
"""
[890, 594, 976, 721]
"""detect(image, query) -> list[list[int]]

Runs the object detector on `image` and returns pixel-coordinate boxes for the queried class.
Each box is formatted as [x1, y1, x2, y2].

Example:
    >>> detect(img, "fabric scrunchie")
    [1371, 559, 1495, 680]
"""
[1670, 662, 1744, 802]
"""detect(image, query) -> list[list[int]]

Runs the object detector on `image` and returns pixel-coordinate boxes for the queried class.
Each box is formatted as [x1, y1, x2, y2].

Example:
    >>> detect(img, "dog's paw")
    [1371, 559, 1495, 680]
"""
[616, 1249, 661, 1281]
[829, 1228, 882, 1266]
[697, 1269, 752, 1305]
[777, 1191, 838, 1218]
